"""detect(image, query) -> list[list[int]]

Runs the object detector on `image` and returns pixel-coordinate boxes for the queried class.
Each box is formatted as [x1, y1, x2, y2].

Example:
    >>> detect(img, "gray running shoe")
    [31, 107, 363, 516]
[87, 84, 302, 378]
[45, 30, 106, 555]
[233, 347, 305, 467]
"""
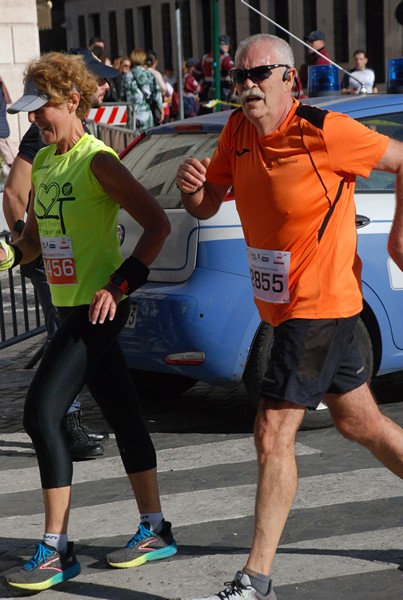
[6, 541, 81, 591]
[192, 571, 277, 600]
[106, 520, 177, 568]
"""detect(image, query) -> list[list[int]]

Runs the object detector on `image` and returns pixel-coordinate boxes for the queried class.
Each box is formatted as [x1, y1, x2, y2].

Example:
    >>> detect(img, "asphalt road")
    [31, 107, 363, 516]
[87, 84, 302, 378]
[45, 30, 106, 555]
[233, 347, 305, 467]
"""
[0, 336, 402, 599]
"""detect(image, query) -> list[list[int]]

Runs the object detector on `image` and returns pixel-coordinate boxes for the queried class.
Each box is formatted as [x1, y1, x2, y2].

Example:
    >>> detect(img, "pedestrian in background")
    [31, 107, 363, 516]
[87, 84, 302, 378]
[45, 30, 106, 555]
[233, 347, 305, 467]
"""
[0, 74, 17, 177]
[124, 48, 163, 131]
[183, 58, 201, 117]
[193, 34, 235, 109]
[163, 64, 176, 88]
[115, 55, 132, 101]
[88, 36, 112, 66]
[146, 51, 174, 123]
[0, 51, 176, 592]
[145, 51, 167, 97]
[299, 30, 332, 88]
[176, 32, 403, 600]
[306, 29, 332, 65]
[171, 59, 201, 120]
[341, 49, 378, 94]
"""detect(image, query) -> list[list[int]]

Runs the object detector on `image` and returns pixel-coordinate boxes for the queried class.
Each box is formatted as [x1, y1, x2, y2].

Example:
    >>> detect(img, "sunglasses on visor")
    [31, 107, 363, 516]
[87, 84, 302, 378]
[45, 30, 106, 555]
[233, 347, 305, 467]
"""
[230, 64, 290, 84]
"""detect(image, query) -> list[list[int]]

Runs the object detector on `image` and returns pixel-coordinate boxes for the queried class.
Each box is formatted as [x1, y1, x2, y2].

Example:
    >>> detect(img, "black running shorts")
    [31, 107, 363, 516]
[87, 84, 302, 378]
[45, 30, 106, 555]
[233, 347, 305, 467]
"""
[260, 314, 368, 409]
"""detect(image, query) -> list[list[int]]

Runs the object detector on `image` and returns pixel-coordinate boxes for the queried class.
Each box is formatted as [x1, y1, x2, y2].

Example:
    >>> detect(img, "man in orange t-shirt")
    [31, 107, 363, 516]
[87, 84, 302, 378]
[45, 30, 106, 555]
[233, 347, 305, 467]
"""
[175, 33, 403, 600]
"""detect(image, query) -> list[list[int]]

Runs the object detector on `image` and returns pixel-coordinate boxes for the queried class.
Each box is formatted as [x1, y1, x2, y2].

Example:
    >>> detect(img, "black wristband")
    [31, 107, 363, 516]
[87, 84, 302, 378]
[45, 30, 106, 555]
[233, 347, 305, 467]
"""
[9, 243, 23, 268]
[110, 256, 150, 295]
[13, 219, 25, 234]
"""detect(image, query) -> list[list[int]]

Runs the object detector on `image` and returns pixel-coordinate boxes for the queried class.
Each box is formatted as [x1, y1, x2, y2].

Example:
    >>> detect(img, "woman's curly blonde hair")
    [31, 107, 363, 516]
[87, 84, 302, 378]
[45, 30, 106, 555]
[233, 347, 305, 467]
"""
[24, 52, 98, 120]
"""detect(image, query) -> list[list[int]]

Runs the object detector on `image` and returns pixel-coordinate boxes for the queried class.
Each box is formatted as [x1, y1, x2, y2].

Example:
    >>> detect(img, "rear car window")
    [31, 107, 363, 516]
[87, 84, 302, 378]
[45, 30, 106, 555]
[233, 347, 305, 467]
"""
[121, 132, 219, 208]
[356, 111, 403, 191]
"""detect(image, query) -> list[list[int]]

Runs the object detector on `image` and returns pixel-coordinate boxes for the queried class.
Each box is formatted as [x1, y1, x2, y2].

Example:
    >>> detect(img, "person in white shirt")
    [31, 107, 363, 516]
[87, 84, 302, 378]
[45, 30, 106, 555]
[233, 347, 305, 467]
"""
[341, 49, 378, 94]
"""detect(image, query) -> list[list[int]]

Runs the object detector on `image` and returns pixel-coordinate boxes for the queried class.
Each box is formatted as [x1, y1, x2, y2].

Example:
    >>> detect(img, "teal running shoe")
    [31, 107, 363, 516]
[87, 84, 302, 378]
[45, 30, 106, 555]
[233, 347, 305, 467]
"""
[106, 519, 177, 568]
[6, 541, 81, 591]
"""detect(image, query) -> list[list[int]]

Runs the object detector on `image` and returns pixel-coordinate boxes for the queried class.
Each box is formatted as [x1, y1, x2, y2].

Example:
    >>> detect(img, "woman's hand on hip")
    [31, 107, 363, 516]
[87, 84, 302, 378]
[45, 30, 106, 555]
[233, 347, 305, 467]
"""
[89, 285, 123, 324]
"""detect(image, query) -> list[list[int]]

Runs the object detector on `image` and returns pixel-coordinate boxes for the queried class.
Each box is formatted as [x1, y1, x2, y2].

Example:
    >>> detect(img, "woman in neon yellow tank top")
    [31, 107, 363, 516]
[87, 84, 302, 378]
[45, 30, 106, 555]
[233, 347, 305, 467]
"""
[0, 52, 177, 592]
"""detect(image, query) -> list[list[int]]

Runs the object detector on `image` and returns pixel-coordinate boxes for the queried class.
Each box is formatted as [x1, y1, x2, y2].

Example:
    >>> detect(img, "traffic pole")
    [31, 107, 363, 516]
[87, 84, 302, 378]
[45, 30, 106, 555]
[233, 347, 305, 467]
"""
[212, 0, 221, 110]
[175, 0, 184, 120]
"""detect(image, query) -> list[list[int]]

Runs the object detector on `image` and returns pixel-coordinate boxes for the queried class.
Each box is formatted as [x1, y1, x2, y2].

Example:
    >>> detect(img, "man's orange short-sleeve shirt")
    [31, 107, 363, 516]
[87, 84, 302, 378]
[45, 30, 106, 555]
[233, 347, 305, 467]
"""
[206, 100, 389, 326]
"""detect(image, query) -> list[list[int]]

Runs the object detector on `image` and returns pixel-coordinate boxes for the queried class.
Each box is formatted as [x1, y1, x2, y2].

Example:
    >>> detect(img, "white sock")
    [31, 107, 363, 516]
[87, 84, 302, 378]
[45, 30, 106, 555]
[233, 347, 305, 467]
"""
[43, 532, 68, 553]
[140, 512, 164, 532]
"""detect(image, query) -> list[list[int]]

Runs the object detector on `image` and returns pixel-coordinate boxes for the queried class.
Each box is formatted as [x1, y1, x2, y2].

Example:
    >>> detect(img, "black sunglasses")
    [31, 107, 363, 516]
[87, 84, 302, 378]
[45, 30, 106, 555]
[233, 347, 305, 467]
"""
[230, 64, 290, 85]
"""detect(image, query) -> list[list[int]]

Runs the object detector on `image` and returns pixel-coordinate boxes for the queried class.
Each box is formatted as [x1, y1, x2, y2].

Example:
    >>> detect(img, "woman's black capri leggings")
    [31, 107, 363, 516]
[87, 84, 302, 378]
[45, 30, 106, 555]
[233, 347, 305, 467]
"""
[23, 298, 156, 489]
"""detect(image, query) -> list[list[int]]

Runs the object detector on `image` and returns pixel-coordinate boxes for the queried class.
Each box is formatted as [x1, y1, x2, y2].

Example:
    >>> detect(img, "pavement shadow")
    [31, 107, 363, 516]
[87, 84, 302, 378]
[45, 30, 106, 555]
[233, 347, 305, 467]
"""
[0, 576, 172, 599]
[75, 380, 257, 436]
[84, 371, 403, 436]
[277, 545, 403, 566]
[132, 384, 256, 435]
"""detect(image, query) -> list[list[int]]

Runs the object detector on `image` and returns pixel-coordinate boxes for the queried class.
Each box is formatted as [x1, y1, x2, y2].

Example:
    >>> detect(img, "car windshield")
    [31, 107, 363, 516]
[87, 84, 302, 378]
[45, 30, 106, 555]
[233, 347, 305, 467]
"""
[121, 132, 219, 208]
[121, 108, 403, 199]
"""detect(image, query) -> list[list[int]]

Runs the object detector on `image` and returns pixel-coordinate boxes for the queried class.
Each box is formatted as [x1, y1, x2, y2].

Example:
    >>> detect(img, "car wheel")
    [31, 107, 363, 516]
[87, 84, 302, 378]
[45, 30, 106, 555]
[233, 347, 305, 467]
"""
[243, 318, 374, 430]
[130, 369, 197, 398]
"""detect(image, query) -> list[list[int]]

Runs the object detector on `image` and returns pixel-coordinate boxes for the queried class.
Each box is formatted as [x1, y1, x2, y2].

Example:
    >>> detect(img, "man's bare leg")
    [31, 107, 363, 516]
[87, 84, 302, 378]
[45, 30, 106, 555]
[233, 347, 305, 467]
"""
[246, 400, 306, 575]
[327, 382, 403, 478]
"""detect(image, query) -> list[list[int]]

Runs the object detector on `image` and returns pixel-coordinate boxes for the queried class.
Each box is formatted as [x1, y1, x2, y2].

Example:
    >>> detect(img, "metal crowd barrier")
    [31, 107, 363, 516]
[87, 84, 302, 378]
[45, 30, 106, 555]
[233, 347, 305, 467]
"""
[0, 231, 45, 351]
[88, 121, 138, 155]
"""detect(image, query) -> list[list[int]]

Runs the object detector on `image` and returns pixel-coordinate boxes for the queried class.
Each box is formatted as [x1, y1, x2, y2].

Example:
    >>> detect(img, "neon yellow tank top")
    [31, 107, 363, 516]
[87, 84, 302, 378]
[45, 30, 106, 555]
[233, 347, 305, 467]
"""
[32, 133, 123, 306]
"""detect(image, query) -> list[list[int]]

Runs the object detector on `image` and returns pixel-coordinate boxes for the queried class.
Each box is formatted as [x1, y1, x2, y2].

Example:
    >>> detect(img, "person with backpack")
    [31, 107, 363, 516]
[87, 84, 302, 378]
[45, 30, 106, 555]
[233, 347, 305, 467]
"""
[124, 48, 163, 132]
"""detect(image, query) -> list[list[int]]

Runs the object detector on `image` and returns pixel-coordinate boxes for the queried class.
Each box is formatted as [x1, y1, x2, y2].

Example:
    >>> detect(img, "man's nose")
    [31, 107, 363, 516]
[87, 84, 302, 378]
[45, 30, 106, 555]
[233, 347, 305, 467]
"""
[243, 78, 257, 89]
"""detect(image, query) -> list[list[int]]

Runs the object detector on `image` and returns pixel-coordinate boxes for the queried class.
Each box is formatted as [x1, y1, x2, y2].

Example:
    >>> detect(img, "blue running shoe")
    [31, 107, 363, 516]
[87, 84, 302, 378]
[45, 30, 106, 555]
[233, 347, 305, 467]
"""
[106, 519, 177, 568]
[6, 541, 81, 591]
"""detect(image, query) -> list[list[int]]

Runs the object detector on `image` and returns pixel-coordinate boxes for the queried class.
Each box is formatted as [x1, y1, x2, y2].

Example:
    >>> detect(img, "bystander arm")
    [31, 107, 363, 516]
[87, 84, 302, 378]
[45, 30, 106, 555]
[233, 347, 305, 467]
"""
[0, 75, 16, 177]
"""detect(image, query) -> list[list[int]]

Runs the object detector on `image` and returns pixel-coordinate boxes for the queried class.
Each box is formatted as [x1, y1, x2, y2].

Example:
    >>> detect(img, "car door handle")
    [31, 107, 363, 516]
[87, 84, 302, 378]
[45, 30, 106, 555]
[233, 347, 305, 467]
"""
[356, 214, 371, 229]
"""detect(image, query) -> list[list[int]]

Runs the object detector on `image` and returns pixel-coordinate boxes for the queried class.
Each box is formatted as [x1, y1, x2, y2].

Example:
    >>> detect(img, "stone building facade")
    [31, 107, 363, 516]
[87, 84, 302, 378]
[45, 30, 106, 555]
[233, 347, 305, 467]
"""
[63, 0, 403, 88]
[0, 0, 41, 143]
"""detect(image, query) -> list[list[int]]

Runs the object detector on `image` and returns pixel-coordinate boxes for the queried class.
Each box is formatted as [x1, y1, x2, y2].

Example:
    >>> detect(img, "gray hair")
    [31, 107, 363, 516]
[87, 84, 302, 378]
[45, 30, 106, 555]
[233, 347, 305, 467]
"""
[235, 34, 295, 68]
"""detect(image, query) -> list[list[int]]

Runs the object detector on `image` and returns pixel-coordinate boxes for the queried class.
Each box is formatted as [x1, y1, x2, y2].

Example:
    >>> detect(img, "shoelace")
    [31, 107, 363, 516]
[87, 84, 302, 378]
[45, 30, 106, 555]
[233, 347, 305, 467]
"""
[24, 543, 55, 571]
[127, 523, 154, 548]
[217, 580, 247, 600]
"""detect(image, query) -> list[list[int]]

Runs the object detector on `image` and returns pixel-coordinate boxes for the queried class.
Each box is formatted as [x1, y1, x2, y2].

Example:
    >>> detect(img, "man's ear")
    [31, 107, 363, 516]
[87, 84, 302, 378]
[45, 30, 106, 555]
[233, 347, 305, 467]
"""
[285, 67, 297, 85]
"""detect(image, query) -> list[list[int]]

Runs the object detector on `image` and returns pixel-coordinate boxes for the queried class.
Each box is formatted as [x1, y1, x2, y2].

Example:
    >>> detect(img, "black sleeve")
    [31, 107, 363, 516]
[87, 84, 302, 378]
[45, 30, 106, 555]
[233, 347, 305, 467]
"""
[18, 123, 46, 164]
[340, 70, 352, 90]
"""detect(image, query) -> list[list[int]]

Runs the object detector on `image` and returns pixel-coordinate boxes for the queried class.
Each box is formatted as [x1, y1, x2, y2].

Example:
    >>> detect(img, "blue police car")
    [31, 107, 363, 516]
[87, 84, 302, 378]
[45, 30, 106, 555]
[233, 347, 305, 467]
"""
[118, 94, 403, 427]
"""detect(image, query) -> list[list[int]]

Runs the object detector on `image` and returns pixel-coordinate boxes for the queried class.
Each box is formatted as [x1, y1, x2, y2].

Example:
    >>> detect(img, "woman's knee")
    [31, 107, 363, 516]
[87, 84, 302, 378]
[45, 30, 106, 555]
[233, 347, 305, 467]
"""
[23, 405, 53, 440]
[23, 409, 39, 438]
[23, 390, 58, 440]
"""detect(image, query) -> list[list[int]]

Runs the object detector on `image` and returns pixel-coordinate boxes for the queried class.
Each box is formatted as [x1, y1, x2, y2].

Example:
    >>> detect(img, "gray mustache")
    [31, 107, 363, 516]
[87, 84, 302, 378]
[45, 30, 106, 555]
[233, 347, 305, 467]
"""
[241, 89, 265, 101]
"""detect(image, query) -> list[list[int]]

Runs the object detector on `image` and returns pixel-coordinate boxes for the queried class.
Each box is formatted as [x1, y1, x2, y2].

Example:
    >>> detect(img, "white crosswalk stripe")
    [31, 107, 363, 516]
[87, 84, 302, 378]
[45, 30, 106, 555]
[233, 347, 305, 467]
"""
[0, 432, 319, 494]
[0, 466, 401, 544]
[0, 427, 402, 599]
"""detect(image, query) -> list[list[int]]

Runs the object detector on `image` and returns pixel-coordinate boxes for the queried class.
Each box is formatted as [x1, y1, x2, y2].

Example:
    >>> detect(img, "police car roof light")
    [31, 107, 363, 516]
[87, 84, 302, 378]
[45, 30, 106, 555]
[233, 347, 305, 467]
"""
[387, 58, 403, 94]
[308, 65, 340, 97]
